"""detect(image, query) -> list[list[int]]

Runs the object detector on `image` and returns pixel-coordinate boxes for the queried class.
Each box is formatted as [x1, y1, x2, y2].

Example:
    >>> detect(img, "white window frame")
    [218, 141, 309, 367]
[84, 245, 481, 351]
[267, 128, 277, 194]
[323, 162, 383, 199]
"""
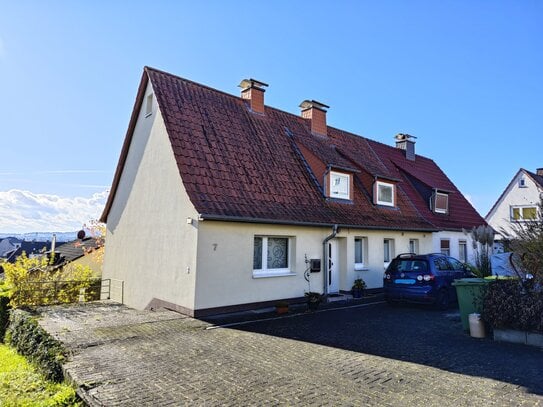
[145, 93, 153, 117]
[354, 237, 368, 270]
[459, 240, 468, 263]
[384, 238, 395, 265]
[253, 236, 294, 278]
[440, 239, 450, 256]
[510, 205, 538, 222]
[376, 181, 394, 207]
[434, 192, 449, 214]
[329, 171, 350, 200]
[409, 239, 419, 254]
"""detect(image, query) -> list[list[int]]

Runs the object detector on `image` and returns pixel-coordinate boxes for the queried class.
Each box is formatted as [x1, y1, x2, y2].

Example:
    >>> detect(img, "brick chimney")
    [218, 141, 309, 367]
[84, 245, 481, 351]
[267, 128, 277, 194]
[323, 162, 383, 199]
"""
[239, 78, 268, 114]
[395, 133, 417, 161]
[300, 100, 329, 136]
[537, 168, 543, 177]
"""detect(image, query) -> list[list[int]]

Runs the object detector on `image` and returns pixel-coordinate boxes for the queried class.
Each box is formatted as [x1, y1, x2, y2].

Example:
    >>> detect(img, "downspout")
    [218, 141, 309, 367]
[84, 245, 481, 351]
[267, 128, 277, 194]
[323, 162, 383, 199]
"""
[322, 224, 339, 296]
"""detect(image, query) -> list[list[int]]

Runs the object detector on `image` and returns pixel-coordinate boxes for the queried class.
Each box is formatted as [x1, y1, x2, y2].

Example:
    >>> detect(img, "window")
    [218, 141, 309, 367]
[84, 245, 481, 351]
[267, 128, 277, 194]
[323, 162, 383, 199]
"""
[459, 240, 467, 263]
[145, 93, 153, 116]
[511, 206, 537, 221]
[354, 237, 368, 270]
[433, 192, 449, 214]
[376, 181, 394, 206]
[384, 239, 395, 263]
[519, 178, 527, 188]
[433, 257, 452, 271]
[253, 236, 292, 277]
[409, 239, 419, 254]
[329, 171, 350, 200]
[440, 239, 450, 256]
[448, 257, 465, 271]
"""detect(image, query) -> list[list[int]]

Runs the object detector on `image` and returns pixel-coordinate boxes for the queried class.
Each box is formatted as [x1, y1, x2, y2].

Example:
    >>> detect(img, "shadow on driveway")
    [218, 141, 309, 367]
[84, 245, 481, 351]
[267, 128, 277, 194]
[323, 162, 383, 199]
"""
[230, 303, 543, 396]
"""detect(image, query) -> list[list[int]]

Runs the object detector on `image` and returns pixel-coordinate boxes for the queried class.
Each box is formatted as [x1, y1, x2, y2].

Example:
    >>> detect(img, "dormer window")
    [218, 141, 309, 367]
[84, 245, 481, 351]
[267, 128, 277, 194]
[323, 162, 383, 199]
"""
[432, 191, 449, 214]
[329, 171, 350, 200]
[375, 181, 394, 206]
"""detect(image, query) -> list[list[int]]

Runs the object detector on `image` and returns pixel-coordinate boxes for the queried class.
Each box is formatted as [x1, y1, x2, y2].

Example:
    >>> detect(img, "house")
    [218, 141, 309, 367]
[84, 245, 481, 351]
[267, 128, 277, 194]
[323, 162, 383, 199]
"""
[3, 241, 52, 263]
[0, 237, 22, 259]
[100, 67, 485, 317]
[485, 168, 543, 242]
[52, 236, 103, 276]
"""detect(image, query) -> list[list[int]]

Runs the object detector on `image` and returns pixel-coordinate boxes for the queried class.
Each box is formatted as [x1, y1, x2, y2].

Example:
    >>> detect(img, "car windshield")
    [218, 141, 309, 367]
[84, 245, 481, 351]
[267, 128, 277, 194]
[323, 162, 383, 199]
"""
[389, 259, 428, 273]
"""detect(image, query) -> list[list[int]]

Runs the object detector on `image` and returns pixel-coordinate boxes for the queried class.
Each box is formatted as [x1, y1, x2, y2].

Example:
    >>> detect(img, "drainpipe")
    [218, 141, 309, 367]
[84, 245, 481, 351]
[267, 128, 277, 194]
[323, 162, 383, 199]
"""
[322, 224, 339, 297]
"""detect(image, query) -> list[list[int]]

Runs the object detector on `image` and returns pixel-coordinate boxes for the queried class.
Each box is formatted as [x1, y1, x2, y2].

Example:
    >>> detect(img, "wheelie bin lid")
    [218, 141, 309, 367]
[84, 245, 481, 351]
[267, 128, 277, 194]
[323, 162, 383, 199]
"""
[452, 278, 492, 286]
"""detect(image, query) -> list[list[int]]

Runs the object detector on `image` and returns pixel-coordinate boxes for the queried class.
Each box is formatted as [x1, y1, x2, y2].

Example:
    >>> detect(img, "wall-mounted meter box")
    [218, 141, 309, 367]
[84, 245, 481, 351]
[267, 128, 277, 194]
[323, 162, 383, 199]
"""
[310, 259, 321, 273]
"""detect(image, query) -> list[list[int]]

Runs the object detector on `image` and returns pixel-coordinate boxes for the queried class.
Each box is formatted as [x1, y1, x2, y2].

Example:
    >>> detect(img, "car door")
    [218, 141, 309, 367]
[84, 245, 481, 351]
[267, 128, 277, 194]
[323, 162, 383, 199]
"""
[447, 257, 466, 300]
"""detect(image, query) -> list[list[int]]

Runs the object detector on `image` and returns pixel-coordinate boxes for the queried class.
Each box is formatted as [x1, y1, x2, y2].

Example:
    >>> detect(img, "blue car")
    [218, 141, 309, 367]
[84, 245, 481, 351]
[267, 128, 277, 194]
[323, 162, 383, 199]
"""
[383, 253, 473, 309]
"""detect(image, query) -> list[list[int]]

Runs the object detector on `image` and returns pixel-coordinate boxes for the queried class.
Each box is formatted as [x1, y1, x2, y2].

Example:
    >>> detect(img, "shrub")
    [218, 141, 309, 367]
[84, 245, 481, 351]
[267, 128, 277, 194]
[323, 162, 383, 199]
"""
[482, 280, 543, 333]
[467, 225, 494, 277]
[2, 253, 97, 307]
[7, 309, 66, 382]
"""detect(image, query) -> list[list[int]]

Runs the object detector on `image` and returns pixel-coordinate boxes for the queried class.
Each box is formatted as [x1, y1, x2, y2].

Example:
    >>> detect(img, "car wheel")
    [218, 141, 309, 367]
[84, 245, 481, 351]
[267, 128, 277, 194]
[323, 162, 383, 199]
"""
[435, 289, 450, 310]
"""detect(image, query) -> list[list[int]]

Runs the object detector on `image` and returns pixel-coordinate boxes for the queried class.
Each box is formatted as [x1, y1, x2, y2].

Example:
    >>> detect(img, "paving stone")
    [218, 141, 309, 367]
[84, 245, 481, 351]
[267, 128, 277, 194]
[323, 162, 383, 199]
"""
[37, 301, 543, 406]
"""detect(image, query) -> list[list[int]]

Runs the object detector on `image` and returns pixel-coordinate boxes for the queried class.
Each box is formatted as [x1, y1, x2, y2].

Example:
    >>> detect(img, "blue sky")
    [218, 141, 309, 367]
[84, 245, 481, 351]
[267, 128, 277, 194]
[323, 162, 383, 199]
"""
[0, 1, 541, 232]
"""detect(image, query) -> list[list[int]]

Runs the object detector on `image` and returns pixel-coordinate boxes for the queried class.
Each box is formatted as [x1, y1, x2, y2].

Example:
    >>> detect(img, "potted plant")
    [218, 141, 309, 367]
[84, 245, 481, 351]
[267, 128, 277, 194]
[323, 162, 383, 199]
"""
[305, 292, 322, 311]
[351, 278, 366, 299]
[275, 300, 289, 315]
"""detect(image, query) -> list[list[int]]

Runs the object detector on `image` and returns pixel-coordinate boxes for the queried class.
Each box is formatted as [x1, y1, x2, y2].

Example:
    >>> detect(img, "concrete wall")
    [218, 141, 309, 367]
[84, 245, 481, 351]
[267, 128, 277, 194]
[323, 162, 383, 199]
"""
[486, 171, 542, 238]
[103, 81, 199, 311]
[194, 221, 431, 310]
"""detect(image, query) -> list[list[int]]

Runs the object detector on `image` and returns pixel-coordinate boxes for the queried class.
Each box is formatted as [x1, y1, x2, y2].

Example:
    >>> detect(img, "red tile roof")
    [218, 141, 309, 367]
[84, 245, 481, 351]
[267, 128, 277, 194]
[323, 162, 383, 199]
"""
[101, 67, 485, 231]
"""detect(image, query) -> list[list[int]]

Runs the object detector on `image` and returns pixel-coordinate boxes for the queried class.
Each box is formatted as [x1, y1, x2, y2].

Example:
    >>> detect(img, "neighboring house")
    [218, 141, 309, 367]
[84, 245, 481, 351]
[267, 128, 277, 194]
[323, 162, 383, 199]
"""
[4, 241, 52, 263]
[486, 168, 543, 242]
[52, 237, 103, 276]
[0, 237, 22, 258]
[101, 67, 485, 317]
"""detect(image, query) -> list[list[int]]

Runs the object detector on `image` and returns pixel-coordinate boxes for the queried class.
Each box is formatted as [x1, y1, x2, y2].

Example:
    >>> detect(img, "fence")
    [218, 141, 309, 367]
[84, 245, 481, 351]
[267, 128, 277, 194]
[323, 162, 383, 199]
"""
[13, 278, 124, 306]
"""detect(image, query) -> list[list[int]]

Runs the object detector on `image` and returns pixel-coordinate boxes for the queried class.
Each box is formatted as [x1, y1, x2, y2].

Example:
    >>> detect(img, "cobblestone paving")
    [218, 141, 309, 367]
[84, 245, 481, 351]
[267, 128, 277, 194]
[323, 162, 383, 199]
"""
[38, 302, 543, 406]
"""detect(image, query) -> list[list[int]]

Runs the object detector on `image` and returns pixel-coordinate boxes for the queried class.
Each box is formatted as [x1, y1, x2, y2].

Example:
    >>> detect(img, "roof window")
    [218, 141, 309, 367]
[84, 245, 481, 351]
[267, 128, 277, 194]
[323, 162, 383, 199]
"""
[328, 171, 350, 200]
[432, 191, 449, 214]
[375, 181, 394, 207]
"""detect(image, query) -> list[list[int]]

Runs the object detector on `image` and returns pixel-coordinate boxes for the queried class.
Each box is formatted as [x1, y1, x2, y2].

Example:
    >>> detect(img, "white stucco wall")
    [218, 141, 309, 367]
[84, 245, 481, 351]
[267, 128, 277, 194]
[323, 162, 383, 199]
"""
[103, 81, 199, 310]
[486, 171, 542, 238]
[194, 221, 431, 310]
[431, 231, 475, 263]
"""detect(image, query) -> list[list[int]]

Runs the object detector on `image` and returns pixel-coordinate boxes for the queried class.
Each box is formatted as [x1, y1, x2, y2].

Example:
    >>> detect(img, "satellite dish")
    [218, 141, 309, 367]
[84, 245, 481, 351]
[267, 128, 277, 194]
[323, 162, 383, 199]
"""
[77, 230, 86, 240]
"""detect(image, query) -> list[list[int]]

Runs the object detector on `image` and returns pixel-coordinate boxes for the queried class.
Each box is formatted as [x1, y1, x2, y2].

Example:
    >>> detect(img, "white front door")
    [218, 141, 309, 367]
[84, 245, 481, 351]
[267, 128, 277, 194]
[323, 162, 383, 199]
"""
[328, 240, 339, 294]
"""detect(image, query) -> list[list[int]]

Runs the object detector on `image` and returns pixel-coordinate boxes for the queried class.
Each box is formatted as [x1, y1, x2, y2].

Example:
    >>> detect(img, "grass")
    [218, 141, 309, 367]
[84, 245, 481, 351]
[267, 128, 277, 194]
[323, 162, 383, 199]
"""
[0, 344, 79, 406]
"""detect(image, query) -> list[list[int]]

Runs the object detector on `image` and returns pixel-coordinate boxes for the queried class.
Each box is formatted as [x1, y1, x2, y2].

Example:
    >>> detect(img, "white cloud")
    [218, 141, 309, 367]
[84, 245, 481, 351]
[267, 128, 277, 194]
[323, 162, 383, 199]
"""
[0, 189, 108, 233]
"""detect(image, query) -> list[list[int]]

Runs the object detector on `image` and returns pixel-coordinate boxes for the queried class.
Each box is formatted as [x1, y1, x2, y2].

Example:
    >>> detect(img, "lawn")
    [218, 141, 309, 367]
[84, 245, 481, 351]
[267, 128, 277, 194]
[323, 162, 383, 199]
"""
[0, 344, 78, 406]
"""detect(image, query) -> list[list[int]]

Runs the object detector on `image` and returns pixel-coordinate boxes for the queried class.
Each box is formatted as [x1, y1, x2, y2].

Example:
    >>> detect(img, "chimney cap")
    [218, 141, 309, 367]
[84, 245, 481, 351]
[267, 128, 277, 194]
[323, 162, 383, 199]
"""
[238, 78, 269, 90]
[395, 133, 417, 142]
[299, 99, 330, 111]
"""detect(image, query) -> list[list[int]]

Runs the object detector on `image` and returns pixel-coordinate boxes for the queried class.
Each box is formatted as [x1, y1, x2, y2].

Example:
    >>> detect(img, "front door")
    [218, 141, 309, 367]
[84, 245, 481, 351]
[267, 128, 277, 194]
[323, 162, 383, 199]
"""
[328, 240, 339, 294]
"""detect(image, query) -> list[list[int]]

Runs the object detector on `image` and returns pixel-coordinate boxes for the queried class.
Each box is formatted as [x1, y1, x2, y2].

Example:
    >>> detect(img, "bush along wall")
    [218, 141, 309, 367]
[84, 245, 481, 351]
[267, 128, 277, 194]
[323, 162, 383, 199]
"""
[0, 295, 10, 342]
[7, 309, 66, 382]
[482, 280, 543, 334]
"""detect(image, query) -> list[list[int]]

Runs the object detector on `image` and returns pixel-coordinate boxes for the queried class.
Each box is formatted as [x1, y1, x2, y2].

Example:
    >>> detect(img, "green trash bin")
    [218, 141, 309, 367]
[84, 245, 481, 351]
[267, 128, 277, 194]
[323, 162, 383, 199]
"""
[452, 278, 492, 331]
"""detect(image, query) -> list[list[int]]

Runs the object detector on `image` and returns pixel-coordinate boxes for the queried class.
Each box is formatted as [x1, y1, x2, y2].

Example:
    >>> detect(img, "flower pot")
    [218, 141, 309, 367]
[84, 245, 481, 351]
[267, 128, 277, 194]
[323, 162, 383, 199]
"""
[276, 306, 288, 315]
[352, 288, 363, 299]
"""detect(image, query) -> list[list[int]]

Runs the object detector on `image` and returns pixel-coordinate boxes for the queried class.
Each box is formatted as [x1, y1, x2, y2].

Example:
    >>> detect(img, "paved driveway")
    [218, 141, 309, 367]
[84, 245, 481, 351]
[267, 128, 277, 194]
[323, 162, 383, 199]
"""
[39, 302, 542, 406]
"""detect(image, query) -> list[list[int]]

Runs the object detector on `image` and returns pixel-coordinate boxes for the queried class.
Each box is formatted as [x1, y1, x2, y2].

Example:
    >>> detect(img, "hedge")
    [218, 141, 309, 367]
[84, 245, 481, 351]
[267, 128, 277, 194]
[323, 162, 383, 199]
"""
[7, 308, 66, 382]
[0, 295, 9, 342]
[482, 279, 543, 333]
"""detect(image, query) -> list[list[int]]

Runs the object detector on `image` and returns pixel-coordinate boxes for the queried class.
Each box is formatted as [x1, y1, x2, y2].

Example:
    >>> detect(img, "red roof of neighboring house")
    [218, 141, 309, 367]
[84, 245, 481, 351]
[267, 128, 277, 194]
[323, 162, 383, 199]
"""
[101, 67, 485, 231]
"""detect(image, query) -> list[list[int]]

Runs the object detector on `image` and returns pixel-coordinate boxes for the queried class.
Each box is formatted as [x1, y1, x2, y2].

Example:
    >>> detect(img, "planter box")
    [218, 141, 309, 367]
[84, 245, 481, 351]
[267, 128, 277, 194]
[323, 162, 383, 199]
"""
[493, 328, 543, 348]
